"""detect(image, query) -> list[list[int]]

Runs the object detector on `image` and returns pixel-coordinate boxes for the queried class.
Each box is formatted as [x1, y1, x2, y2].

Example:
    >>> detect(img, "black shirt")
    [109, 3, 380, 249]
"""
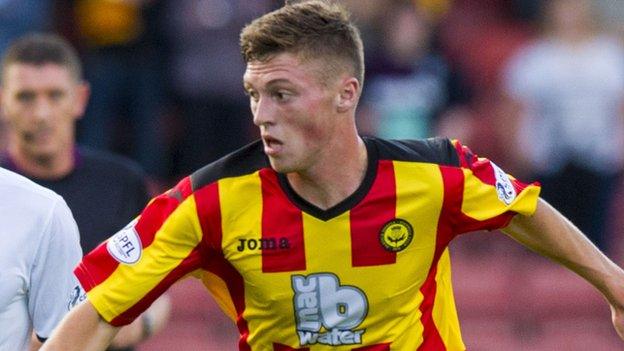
[1, 147, 150, 255]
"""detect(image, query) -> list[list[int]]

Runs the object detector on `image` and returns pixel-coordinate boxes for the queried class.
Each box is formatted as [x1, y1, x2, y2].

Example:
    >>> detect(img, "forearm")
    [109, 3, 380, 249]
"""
[41, 300, 119, 351]
[110, 294, 171, 348]
[503, 198, 624, 306]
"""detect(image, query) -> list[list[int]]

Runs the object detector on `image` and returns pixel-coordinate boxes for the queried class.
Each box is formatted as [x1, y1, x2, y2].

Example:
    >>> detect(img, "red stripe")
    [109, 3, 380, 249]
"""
[353, 343, 391, 351]
[440, 165, 515, 234]
[260, 169, 306, 272]
[453, 141, 537, 204]
[177, 176, 193, 198]
[414, 166, 468, 350]
[203, 251, 251, 351]
[350, 160, 396, 267]
[466, 159, 496, 186]
[194, 181, 251, 350]
[452, 140, 475, 169]
[194, 182, 222, 251]
[110, 244, 204, 326]
[75, 177, 194, 292]
[273, 343, 309, 351]
[416, 265, 446, 351]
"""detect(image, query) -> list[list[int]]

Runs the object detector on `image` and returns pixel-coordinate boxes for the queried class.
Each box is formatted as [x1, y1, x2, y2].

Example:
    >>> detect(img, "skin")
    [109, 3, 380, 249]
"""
[41, 52, 624, 350]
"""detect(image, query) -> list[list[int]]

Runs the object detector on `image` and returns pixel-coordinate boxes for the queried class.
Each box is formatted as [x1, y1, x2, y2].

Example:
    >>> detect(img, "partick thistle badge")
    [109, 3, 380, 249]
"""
[379, 219, 414, 252]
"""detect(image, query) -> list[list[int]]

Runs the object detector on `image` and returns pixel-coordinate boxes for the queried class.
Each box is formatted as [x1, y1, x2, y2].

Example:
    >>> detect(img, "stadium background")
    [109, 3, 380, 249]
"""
[1, 0, 624, 349]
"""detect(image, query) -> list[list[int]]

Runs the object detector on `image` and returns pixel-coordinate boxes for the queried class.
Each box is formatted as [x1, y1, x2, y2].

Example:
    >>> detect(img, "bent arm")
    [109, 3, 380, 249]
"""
[503, 198, 624, 338]
[109, 294, 171, 348]
[41, 299, 119, 351]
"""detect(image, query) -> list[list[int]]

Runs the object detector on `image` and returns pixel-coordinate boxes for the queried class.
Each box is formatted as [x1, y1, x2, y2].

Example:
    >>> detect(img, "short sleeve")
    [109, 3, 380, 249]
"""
[29, 197, 82, 340]
[74, 177, 204, 326]
[447, 140, 541, 235]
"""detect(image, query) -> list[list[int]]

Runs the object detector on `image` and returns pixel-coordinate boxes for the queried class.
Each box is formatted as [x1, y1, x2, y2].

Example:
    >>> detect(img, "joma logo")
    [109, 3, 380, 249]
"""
[237, 237, 290, 252]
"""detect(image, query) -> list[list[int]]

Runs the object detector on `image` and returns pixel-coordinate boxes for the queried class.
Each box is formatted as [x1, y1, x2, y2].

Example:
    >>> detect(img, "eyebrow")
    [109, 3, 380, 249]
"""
[243, 74, 299, 95]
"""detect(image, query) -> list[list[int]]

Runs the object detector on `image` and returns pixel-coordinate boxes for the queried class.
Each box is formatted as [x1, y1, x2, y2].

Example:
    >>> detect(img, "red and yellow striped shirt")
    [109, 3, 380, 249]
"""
[75, 137, 540, 350]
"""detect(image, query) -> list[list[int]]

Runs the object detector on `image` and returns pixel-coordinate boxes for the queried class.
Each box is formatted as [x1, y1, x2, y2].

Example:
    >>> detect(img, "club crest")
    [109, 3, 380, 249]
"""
[379, 219, 414, 252]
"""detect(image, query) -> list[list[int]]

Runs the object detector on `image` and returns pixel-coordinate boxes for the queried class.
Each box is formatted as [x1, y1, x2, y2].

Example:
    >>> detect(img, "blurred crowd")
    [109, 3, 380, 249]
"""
[2, 0, 624, 349]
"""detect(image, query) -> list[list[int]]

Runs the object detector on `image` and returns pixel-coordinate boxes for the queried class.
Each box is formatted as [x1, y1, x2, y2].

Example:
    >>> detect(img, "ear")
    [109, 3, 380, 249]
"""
[0, 87, 6, 122]
[336, 77, 360, 113]
[72, 81, 91, 120]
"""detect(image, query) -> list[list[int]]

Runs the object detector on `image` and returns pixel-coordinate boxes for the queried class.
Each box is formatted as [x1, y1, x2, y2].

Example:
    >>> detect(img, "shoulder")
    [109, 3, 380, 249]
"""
[191, 140, 269, 190]
[0, 167, 63, 208]
[77, 147, 146, 180]
[367, 136, 459, 166]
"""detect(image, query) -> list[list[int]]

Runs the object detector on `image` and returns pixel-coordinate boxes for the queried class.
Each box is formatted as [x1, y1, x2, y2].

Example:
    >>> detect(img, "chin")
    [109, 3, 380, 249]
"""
[268, 157, 295, 174]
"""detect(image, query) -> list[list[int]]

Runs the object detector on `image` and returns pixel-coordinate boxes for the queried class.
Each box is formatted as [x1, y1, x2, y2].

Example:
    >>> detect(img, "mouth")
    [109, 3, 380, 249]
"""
[262, 135, 283, 156]
[23, 128, 54, 143]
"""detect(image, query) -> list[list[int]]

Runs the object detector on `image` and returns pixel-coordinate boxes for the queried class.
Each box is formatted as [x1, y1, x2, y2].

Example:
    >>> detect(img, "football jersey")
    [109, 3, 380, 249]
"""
[75, 137, 540, 350]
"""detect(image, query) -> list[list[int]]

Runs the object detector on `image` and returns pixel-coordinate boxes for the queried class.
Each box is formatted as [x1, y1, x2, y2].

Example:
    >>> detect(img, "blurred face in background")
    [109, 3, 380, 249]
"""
[384, 4, 431, 67]
[0, 63, 89, 163]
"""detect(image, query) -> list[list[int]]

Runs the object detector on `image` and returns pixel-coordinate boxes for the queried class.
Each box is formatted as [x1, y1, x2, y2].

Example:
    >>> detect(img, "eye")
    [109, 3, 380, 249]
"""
[246, 90, 259, 102]
[273, 90, 291, 102]
[16, 91, 35, 104]
[49, 89, 65, 101]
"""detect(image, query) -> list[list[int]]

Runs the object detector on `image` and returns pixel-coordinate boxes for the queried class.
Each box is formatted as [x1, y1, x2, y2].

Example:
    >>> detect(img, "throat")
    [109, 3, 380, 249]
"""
[285, 138, 369, 211]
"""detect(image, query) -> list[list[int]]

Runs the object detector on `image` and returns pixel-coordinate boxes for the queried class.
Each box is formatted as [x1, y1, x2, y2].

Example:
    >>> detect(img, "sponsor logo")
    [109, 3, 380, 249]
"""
[379, 219, 413, 252]
[492, 163, 517, 205]
[107, 220, 142, 264]
[292, 273, 368, 346]
[236, 237, 290, 252]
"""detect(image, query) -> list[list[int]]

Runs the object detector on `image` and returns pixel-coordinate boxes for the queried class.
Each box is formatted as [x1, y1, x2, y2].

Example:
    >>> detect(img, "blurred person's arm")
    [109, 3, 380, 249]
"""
[109, 294, 171, 349]
[29, 334, 42, 351]
[40, 300, 119, 351]
[503, 198, 624, 339]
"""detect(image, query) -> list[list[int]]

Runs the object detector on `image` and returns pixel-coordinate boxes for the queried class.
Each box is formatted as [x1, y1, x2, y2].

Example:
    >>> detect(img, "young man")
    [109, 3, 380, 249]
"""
[0, 167, 81, 350]
[0, 33, 170, 350]
[43, 1, 624, 350]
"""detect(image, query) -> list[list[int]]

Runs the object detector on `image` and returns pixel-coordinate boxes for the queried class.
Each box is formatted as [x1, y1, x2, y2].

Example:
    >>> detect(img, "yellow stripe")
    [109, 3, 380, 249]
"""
[462, 169, 541, 221]
[201, 270, 237, 322]
[432, 249, 465, 350]
[217, 172, 275, 346]
[386, 161, 444, 349]
[89, 197, 203, 321]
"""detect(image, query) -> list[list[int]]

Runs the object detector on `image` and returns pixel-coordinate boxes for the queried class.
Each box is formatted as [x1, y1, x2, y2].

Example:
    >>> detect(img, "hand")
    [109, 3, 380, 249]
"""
[611, 303, 624, 340]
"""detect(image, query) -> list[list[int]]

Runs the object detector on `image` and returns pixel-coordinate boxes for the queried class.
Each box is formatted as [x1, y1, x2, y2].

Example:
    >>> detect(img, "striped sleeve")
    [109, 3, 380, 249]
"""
[447, 139, 541, 234]
[74, 176, 206, 326]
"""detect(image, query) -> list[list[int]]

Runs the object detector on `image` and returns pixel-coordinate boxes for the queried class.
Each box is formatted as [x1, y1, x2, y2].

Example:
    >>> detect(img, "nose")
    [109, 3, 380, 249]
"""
[252, 96, 275, 128]
[33, 97, 53, 123]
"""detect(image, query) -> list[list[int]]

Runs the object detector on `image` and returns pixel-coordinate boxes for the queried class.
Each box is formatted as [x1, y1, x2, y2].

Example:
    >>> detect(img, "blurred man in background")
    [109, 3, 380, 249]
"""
[0, 33, 170, 351]
[503, 0, 624, 251]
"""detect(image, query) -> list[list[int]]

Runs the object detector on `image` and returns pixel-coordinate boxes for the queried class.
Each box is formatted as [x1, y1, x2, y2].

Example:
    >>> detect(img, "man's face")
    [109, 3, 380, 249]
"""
[0, 63, 88, 161]
[243, 53, 341, 173]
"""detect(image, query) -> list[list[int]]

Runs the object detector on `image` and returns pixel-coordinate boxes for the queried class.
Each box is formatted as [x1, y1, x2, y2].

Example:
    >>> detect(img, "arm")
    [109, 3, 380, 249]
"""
[41, 299, 119, 351]
[109, 294, 171, 348]
[502, 198, 624, 339]
[29, 334, 42, 351]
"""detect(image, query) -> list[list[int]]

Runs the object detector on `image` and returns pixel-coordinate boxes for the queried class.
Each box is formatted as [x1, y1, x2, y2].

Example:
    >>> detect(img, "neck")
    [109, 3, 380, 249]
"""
[8, 145, 75, 180]
[286, 133, 368, 210]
